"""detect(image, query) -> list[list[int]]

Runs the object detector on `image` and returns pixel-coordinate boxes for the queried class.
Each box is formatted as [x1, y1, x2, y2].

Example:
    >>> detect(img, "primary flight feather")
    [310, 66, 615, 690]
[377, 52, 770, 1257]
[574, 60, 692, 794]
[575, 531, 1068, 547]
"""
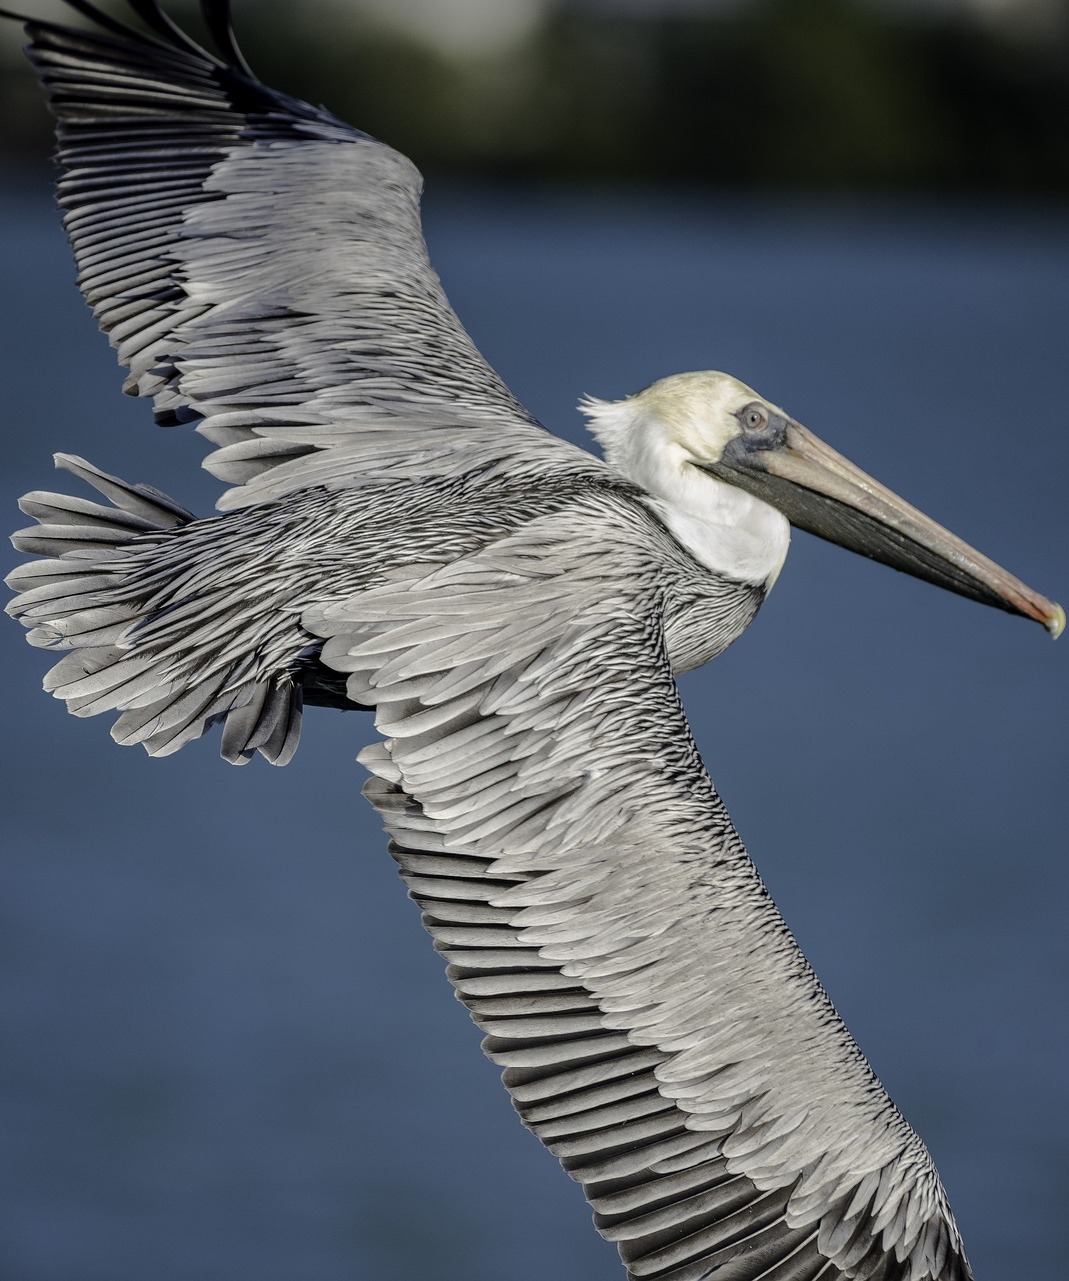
[3, 3, 1062, 1279]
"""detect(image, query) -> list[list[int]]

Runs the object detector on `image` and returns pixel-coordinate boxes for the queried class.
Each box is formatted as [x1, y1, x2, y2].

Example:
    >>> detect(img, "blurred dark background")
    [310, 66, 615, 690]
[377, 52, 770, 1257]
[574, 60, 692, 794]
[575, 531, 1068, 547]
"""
[2, 0, 1069, 191]
[1, 3, 1067, 1281]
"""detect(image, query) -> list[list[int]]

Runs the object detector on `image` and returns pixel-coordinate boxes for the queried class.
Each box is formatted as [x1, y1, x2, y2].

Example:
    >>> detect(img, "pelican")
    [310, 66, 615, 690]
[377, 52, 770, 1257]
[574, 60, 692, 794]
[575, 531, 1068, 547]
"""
[3, 3, 1062, 1279]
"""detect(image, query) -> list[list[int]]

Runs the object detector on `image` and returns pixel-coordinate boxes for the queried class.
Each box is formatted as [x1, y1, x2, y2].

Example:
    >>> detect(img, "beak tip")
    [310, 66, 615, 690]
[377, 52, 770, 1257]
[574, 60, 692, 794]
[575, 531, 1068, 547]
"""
[1045, 602, 1065, 640]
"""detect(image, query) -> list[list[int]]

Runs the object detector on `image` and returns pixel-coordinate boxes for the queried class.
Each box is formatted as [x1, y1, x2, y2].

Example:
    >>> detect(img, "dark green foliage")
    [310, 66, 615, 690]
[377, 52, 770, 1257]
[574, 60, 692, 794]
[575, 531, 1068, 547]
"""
[1, 0, 1066, 191]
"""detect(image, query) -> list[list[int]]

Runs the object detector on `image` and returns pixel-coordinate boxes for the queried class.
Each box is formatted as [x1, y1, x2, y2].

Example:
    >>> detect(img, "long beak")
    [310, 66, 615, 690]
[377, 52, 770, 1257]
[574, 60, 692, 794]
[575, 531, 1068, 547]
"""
[709, 421, 1063, 637]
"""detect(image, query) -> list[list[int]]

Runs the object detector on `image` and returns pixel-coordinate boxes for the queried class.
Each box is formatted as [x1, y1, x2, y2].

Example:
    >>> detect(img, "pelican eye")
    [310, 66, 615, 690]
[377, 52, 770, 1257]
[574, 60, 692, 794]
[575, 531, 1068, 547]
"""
[740, 404, 769, 432]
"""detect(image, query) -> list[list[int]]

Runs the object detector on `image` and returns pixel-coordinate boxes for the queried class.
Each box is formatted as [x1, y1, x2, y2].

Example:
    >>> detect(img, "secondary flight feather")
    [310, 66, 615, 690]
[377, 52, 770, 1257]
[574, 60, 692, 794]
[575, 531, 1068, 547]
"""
[3, 3, 1061, 1279]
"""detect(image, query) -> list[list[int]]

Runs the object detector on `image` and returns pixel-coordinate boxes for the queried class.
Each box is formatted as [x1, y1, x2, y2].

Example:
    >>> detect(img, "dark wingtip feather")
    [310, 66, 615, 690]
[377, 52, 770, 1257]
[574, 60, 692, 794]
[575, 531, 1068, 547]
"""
[125, 0, 222, 64]
[9, 0, 160, 45]
[200, 0, 255, 78]
[1, 1, 239, 70]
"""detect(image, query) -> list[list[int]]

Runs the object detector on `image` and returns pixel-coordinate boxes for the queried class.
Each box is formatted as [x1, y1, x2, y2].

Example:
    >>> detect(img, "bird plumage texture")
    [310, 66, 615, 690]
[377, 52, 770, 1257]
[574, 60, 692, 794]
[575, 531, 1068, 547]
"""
[2, 3, 990, 1278]
[8, 0, 572, 506]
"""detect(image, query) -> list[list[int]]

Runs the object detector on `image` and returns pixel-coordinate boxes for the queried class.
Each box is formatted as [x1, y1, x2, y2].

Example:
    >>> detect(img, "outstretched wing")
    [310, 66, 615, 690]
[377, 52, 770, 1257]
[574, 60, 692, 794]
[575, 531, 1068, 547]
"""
[305, 498, 972, 1281]
[5, 0, 590, 508]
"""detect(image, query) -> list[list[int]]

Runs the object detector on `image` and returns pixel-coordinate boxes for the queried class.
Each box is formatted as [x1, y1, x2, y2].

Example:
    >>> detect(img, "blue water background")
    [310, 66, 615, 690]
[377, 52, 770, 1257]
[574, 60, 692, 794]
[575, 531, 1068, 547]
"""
[0, 176, 1066, 1280]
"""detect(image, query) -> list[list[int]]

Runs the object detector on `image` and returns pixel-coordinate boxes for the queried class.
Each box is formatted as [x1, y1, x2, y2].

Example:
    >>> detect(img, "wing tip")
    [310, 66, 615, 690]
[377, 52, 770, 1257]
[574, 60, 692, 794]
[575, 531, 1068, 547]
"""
[200, 0, 255, 78]
[1, 0, 259, 83]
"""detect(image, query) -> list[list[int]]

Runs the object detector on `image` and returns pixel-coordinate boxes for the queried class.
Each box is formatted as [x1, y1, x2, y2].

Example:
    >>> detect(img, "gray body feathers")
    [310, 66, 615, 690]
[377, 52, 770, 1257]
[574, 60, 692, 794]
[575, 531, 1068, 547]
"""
[9, 458, 760, 764]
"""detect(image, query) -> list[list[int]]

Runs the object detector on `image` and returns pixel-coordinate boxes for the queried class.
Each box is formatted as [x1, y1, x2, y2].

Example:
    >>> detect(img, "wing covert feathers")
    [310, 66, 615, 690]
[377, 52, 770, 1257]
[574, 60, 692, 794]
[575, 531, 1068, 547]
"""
[307, 507, 972, 1281]
[7, 463, 641, 764]
[10, 0, 588, 508]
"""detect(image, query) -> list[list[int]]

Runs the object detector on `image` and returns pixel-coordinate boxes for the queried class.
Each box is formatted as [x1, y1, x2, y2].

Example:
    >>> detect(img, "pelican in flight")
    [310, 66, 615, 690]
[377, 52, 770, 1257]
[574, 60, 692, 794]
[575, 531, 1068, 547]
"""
[3, 3, 1062, 1278]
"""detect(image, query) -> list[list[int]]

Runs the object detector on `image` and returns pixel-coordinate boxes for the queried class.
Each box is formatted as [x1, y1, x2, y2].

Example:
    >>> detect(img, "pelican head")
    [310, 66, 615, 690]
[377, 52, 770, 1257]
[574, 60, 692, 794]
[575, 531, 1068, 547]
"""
[583, 371, 1063, 636]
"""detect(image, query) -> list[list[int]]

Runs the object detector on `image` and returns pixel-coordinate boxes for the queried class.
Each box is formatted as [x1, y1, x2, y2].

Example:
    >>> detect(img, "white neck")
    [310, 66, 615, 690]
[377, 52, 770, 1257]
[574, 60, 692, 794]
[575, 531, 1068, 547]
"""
[586, 399, 791, 587]
[648, 487, 790, 587]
